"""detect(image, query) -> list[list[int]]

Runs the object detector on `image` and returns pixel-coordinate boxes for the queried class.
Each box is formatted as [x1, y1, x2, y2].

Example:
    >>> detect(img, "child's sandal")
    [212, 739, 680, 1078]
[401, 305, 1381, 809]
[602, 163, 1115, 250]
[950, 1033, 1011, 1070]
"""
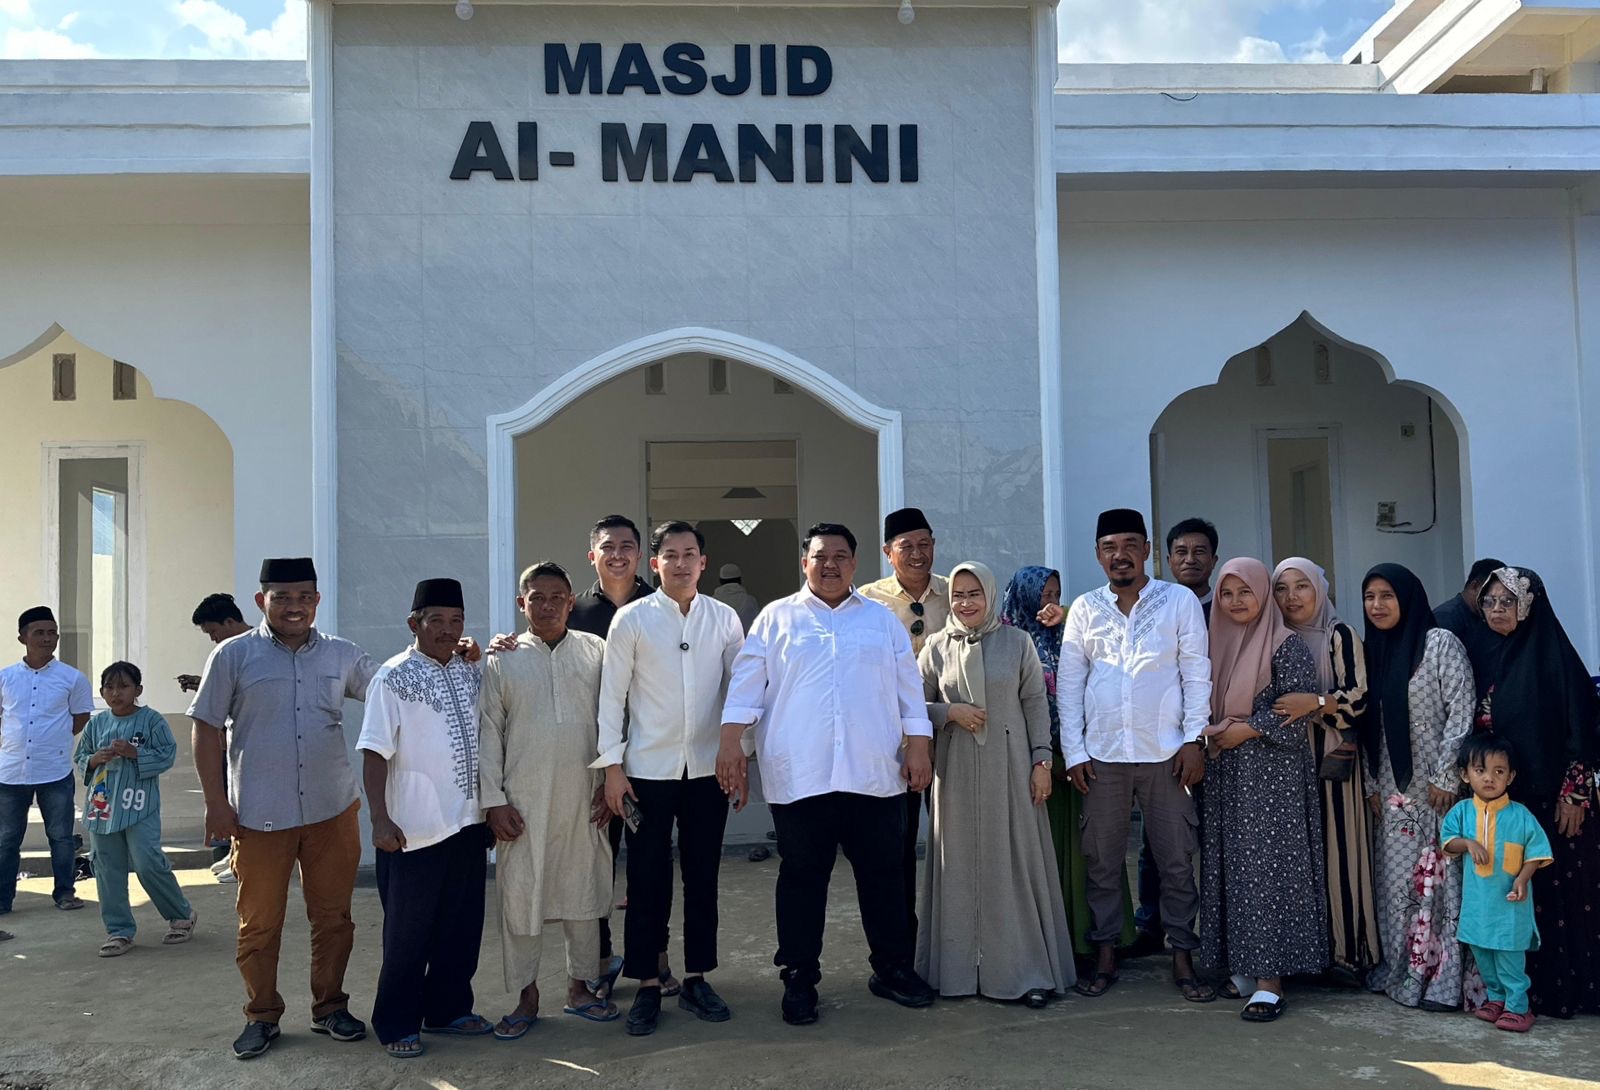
[162, 910, 197, 945]
[98, 936, 135, 957]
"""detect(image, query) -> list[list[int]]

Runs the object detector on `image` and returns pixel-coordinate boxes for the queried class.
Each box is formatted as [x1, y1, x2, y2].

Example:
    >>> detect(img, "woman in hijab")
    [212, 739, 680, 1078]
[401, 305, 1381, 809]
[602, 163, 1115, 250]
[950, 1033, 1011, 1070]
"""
[917, 561, 1075, 1006]
[1361, 563, 1475, 1010]
[999, 566, 1135, 965]
[1201, 558, 1328, 1022]
[1270, 559, 1381, 984]
[1474, 566, 1600, 1018]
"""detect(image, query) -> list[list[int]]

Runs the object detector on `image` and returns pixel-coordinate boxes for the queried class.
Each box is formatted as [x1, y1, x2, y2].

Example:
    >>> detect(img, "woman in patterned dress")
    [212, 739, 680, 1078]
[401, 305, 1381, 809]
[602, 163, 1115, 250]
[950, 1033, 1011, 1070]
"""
[1270, 558, 1382, 984]
[1200, 558, 1328, 1022]
[1472, 566, 1600, 1017]
[1360, 563, 1476, 1010]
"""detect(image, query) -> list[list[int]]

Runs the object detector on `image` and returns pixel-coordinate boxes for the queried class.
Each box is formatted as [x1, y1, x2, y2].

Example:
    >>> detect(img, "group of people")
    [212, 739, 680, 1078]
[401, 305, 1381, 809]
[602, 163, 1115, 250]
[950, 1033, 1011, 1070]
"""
[1, 503, 1596, 1061]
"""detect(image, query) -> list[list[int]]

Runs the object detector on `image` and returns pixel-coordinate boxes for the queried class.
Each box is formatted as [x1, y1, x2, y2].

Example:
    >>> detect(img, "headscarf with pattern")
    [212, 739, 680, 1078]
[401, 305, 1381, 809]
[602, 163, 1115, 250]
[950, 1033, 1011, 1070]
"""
[1001, 566, 1062, 743]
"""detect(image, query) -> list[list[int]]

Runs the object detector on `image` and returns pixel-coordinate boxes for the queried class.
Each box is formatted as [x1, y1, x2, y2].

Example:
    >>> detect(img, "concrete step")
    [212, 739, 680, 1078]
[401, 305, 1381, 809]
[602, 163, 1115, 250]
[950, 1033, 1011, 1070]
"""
[20, 845, 217, 873]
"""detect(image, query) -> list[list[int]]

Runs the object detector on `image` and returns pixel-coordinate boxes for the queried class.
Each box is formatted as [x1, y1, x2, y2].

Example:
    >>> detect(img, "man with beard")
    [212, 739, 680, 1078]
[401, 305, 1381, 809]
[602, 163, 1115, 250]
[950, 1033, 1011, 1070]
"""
[1058, 510, 1214, 1004]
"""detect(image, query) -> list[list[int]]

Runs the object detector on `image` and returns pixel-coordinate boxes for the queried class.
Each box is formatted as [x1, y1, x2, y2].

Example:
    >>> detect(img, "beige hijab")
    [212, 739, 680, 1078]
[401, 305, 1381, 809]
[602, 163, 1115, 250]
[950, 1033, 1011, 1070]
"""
[943, 561, 1002, 745]
[1207, 558, 1293, 735]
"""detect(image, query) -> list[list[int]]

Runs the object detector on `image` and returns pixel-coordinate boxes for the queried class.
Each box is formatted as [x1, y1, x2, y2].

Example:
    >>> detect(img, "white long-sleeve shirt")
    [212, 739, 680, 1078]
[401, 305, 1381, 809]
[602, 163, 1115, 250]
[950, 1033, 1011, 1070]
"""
[593, 590, 744, 781]
[721, 586, 934, 805]
[1057, 578, 1211, 769]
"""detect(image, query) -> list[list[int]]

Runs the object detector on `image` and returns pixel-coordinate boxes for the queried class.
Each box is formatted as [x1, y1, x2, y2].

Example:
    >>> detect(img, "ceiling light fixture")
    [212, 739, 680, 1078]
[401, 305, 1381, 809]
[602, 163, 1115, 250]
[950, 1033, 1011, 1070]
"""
[898, 0, 915, 25]
[455, 0, 474, 20]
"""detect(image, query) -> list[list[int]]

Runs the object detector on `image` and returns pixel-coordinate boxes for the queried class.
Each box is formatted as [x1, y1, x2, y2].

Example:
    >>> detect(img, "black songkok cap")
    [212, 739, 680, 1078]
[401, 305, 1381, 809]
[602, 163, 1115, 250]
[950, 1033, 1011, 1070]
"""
[883, 507, 933, 543]
[259, 557, 318, 584]
[1095, 508, 1148, 540]
[17, 605, 54, 635]
[411, 578, 465, 613]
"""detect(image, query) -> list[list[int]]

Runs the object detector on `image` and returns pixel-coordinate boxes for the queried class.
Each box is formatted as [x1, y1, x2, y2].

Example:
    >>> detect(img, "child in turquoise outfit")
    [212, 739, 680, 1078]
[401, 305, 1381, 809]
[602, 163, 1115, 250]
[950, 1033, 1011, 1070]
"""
[1440, 734, 1552, 1033]
[72, 661, 197, 957]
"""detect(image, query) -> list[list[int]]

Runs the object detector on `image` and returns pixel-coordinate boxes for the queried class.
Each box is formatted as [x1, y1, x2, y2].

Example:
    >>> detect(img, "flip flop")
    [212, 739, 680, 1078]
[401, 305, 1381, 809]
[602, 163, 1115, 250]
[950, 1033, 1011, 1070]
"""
[385, 1034, 425, 1059]
[493, 1014, 537, 1041]
[563, 999, 621, 1023]
[1240, 990, 1285, 1022]
[424, 1013, 494, 1036]
[591, 954, 624, 1000]
[1176, 976, 1218, 1003]
[1074, 971, 1117, 998]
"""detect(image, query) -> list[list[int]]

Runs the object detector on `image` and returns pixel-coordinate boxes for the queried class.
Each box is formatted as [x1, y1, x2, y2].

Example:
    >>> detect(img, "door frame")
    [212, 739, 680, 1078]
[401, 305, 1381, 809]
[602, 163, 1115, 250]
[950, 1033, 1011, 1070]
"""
[1252, 424, 1350, 606]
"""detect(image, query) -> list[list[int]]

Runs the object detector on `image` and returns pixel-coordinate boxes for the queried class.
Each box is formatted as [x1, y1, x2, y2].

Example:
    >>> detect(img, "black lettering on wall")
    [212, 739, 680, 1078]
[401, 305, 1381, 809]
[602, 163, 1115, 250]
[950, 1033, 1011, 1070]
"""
[545, 42, 601, 94]
[674, 124, 735, 182]
[516, 122, 538, 180]
[737, 124, 794, 183]
[607, 43, 662, 95]
[898, 124, 918, 183]
[803, 123, 824, 183]
[758, 43, 778, 96]
[835, 124, 889, 183]
[786, 46, 831, 96]
[450, 121, 513, 180]
[710, 44, 751, 95]
[662, 42, 708, 95]
[601, 122, 669, 182]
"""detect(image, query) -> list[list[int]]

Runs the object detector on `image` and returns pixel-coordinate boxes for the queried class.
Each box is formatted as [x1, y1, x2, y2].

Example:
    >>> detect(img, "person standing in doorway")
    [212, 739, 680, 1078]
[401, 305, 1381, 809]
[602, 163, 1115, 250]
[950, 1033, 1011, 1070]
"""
[1, 606, 95, 931]
[862, 507, 949, 948]
[1128, 516, 1221, 957]
[1432, 558, 1506, 679]
[358, 578, 494, 1058]
[179, 593, 253, 884]
[712, 564, 761, 634]
[596, 522, 744, 1036]
[189, 558, 380, 1060]
[1060, 510, 1215, 1003]
[567, 514, 658, 997]
[718, 523, 937, 1025]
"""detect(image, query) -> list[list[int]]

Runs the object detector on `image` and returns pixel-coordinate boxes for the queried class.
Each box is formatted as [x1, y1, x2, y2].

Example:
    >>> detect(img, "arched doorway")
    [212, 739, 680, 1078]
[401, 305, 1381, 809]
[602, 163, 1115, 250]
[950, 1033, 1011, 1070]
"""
[486, 327, 902, 637]
[1150, 314, 1468, 608]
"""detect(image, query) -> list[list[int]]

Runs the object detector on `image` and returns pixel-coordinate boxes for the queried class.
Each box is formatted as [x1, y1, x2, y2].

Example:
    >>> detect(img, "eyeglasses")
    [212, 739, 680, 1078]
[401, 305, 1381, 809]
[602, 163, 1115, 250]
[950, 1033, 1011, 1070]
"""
[1482, 596, 1518, 611]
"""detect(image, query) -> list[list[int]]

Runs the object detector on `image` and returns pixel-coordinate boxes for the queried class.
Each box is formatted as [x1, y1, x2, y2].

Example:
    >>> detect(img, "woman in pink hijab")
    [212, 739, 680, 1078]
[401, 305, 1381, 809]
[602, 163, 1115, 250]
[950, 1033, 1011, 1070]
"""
[1200, 558, 1329, 1022]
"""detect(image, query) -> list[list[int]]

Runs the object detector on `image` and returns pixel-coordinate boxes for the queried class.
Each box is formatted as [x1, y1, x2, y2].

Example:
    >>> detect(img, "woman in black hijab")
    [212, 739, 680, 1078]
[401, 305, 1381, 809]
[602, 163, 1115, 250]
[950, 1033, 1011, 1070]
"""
[1360, 564, 1475, 1010]
[1474, 566, 1600, 1018]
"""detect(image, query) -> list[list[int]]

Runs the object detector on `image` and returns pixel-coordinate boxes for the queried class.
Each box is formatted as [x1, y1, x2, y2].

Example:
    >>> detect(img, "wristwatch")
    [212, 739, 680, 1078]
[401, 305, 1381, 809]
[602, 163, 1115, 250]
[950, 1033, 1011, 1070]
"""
[1318, 695, 1328, 709]
[1034, 757, 1053, 770]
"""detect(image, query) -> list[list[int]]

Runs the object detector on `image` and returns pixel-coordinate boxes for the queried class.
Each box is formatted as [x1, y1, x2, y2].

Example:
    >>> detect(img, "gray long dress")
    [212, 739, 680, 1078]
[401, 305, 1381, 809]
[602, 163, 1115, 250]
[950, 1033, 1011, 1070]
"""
[1201, 635, 1331, 979]
[916, 625, 1075, 999]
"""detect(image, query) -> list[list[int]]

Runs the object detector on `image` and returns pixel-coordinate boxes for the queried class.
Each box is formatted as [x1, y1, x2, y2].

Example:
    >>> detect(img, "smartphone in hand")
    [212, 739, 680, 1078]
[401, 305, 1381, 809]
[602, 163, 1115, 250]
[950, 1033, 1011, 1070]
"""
[622, 794, 642, 835]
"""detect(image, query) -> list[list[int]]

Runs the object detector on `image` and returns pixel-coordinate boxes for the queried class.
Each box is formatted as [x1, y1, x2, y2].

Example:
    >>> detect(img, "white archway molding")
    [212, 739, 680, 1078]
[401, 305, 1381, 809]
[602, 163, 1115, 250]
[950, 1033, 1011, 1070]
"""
[485, 327, 904, 636]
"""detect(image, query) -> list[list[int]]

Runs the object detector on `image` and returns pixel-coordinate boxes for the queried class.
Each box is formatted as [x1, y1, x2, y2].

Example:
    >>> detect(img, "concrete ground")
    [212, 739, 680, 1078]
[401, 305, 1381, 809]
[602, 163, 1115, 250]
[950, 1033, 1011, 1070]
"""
[3, 854, 1599, 1090]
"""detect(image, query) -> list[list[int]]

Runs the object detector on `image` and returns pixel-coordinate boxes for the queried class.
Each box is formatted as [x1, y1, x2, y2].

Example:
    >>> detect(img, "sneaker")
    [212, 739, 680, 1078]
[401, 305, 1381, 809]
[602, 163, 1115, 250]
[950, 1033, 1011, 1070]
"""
[780, 971, 819, 1026]
[232, 1021, 280, 1060]
[677, 976, 731, 1023]
[626, 986, 662, 1037]
[868, 967, 936, 1009]
[215, 868, 237, 884]
[310, 1009, 367, 1042]
[209, 858, 231, 876]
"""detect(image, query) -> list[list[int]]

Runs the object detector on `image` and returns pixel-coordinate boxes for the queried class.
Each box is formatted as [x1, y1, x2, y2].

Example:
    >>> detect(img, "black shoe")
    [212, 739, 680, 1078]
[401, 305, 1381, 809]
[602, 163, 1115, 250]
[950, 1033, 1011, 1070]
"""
[678, 976, 731, 1023]
[626, 986, 662, 1036]
[868, 967, 936, 1008]
[309, 1009, 367, 1042]
[232, 1021, 281, 1060]
[781, 971, 819, 1026]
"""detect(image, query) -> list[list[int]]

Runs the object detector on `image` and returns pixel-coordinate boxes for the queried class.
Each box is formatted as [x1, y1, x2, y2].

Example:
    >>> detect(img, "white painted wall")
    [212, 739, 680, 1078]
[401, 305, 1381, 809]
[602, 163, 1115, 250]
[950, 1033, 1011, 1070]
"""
[515, 355, 877, 593]
[0, 334, 234, 722]
[1152, 319, 1465, 612]
[0, 174, 315, 611]
[1058, 185, 1597, 663]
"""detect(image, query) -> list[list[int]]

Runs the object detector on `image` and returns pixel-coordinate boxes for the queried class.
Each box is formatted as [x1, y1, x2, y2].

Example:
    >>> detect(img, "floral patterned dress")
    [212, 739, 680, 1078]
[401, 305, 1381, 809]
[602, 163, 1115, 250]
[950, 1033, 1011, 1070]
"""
[1365, 627, 1476, 1008]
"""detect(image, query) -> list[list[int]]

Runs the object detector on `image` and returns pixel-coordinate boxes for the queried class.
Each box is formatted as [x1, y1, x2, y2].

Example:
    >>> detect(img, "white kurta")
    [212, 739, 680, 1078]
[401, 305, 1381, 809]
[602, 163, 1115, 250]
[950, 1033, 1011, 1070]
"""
[478, 631, 612, 939]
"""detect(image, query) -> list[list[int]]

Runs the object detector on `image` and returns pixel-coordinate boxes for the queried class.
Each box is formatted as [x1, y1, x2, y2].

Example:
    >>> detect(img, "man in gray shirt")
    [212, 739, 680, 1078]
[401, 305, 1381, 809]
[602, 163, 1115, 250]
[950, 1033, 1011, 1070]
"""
[189, 557, 379, 1061]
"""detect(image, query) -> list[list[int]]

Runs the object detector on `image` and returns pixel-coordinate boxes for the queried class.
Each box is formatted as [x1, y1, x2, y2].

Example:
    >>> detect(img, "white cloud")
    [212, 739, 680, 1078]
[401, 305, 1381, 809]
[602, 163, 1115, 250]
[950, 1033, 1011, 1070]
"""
[0, 0, 33, 20]
[57, 11, 79, 32]
[1058, 0, 1346, 64]
[171, 0, 305, 59]
[1, 25, 98, 58]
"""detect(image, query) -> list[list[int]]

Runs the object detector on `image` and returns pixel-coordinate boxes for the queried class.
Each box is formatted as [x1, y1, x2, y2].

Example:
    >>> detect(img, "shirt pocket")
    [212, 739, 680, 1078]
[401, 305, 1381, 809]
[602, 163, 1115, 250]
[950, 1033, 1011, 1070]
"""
[1502, 841, 1524, 876]
[318, 675, 346, 725]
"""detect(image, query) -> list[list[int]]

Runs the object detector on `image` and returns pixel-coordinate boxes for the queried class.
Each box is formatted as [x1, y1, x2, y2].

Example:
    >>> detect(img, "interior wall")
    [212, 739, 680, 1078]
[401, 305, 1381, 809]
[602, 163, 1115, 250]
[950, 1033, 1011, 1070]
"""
[0, 333, 235, 720]
[515, 356, 877, 600]
[1152, 320, 1465, 610]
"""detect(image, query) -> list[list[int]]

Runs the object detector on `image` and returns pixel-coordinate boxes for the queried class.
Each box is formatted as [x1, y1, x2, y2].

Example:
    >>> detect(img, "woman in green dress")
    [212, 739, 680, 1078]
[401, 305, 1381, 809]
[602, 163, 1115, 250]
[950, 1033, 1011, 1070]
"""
[1000, 567, 1135, 964]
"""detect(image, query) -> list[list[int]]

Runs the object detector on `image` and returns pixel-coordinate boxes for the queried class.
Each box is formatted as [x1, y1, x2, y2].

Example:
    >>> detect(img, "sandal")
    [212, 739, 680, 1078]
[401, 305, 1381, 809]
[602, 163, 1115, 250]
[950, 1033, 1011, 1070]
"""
[424, 1013, 494, 1036]
[1176, 976, 1217, 1003]
[563, 999, 621, 1023]
[1240, 990, 1285, 1022]
[385, 1034, 424, 1059]
[1494, 1010, 1535, 1033]
[659, 967, 682, 998]
[163, 910, 197, 945]
[98, 936, 135, 958]
[1074, 971, 1117, 998]
[591, 954, 624, 1001]
[493, 1014, 537, 1041]
[1023, 989, 1050, 1009]
[1219, 980, 1243, 1000]
[55, 896, 86, 911]
[0, 930, 13, 942]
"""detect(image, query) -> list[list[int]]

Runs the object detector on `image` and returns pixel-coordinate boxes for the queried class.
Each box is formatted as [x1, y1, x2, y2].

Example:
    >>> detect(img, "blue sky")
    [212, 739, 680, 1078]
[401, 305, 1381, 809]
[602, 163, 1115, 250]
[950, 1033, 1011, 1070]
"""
[0, 0, 1396, 63]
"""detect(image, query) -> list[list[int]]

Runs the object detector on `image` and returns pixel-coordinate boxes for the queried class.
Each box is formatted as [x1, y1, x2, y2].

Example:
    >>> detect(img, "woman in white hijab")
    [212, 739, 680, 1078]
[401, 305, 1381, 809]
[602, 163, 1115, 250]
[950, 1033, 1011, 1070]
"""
[915, 561, 1075, 1006]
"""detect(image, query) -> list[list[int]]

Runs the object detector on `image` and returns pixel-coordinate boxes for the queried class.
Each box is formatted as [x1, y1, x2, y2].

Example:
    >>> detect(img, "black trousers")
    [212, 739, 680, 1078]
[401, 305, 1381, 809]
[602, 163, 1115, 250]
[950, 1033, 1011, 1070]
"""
[599, 815, 623, 960]
[770, 791, 912, 986]
[623, 774, 728, 981]
[371, 823, 488, 1044]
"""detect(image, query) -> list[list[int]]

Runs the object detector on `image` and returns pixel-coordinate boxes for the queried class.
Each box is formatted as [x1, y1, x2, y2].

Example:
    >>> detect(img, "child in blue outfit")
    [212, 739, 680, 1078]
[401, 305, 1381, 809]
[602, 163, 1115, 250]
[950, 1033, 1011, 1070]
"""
[1440, 733, 1552, 1033]
[71, 661, 197, 957]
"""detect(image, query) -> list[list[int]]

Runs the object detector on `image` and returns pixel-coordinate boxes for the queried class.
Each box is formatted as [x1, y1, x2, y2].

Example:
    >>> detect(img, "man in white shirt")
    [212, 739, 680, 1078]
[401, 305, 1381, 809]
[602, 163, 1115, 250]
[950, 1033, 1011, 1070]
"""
[1059, 509, 1215, 1004]
[358, 578, 493, 1057]
[716, 522, 936, 1026]
[1, 606, 94, 919]
[596, 521, 744, 1037]
[711, 564, 761, 633]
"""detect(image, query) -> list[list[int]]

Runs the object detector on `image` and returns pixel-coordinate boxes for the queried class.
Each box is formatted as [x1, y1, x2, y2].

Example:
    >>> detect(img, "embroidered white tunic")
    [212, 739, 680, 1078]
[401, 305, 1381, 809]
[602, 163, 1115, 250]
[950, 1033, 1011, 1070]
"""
[478, 631, 611, 936]
[357, 647, 484, 851]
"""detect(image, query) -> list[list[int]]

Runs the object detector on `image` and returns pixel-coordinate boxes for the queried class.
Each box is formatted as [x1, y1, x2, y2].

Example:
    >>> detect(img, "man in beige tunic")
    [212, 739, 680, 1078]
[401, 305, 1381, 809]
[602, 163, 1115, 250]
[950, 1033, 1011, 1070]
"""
[478, 562, 616, 1037]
